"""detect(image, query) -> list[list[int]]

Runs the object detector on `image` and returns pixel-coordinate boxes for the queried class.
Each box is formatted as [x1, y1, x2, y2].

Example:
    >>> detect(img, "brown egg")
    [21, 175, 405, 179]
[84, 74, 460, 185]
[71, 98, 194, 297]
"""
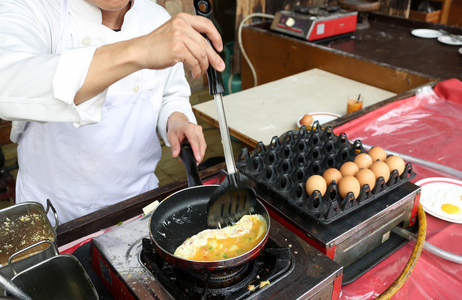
[300, 114, 314, 126]
[368, 146, 387, 162]
[355, 168, 376, 190]
[339, 161, 360, 177]
[354, 153, 373, 169]
[385, 155, 405, 175]
[369, 160, 390, 182]
[305, 175, 327, 196]
[323, 168, 343, 185]
[338, 175, 361, 199]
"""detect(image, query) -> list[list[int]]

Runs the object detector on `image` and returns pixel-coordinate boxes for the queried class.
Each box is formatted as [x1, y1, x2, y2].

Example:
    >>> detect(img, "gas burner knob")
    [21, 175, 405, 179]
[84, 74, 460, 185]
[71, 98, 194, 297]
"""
[285, 17, 296, 27]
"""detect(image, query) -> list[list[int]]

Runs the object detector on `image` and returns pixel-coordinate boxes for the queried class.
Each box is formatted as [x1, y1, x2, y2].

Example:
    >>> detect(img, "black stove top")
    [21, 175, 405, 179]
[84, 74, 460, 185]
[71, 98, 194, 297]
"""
[140, 238, 291, 299]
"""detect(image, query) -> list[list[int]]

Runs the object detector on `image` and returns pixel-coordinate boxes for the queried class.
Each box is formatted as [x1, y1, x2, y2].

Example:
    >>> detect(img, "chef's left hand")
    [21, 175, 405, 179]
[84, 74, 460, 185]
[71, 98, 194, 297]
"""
[167, 112, 206, 163]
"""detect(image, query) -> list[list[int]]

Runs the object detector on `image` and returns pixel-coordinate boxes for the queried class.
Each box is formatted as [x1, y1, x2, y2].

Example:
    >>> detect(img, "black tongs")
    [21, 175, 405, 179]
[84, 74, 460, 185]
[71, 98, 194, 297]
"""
[193, 0, 257, 227]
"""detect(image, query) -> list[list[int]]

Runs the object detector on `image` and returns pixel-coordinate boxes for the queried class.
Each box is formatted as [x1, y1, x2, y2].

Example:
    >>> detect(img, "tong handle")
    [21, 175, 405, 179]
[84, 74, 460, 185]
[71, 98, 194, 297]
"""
[193, 0, 236, 175]
[193, 0, 225, 95]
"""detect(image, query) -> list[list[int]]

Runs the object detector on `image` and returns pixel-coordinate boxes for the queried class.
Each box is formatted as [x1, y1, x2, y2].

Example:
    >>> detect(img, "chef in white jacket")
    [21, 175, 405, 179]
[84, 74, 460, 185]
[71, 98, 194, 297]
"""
[0, 0, 225, 223]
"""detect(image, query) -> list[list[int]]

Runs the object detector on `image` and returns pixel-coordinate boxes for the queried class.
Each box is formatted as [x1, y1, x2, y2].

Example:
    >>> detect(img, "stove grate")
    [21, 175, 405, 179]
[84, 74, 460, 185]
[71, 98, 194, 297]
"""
[140, 238, 292, 300]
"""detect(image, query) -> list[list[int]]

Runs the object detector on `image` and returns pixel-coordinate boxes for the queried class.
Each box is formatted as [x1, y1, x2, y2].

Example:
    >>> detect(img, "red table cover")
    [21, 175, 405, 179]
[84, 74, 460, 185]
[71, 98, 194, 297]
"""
[335, 79, 462, 299]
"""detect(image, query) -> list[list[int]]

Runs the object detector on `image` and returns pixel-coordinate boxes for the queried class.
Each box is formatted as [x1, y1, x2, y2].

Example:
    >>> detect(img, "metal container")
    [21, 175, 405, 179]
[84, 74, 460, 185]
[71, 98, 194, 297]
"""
[0, 200, 58, 267]
[11, 254, 99, 300]
[0, 200, 59, 295]
[1, 240, 57, 281]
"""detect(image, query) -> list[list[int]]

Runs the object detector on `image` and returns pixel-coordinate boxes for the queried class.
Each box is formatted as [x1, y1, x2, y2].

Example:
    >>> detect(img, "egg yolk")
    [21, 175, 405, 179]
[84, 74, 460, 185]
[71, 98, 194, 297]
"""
[441, 204, 461, 215]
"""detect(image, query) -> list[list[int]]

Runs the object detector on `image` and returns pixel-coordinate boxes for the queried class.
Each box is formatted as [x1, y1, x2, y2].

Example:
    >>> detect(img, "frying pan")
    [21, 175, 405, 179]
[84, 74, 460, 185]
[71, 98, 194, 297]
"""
[149, 143, 270, 272]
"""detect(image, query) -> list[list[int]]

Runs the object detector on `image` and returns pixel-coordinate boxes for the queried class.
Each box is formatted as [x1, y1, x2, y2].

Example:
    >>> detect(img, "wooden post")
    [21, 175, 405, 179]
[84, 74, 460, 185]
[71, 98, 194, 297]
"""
[0, 120, 11, 146]
[379, 0, 411, 17]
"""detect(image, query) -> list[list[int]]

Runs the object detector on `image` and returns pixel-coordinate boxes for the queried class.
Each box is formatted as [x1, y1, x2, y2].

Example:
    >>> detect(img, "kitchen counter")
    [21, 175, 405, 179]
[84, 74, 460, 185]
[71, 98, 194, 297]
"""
[193, 68, 396, 149]
[321, 13, 462, 81]
[240, 13, 461, 93]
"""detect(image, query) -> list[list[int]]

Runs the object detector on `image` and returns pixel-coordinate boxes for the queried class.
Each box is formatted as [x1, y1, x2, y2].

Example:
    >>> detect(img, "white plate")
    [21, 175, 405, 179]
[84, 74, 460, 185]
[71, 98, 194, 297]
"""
[411, 29, 442, 38]
[416, 177, 462, 223]
[297, 112, 341, 128]
[437, 35, 462, 45]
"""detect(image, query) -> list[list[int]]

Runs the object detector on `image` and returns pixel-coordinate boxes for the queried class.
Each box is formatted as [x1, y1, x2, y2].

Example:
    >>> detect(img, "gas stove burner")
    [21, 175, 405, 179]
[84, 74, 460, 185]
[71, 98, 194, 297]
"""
[294, 5, 341, 16]
[185, 263, 252, 289]
[140, 238, 292, 299]
[294, 6, 328, 16]
[89, 213, 343, 299]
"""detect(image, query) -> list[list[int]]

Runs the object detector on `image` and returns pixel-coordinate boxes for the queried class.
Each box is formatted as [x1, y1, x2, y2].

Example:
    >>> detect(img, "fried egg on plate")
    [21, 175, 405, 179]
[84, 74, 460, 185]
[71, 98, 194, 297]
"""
[418, 178, 462, 223]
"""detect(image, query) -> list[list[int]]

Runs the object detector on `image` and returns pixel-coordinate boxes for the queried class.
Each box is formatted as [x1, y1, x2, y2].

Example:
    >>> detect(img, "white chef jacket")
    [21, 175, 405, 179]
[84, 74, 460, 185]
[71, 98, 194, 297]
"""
[0, 0, 197, 223]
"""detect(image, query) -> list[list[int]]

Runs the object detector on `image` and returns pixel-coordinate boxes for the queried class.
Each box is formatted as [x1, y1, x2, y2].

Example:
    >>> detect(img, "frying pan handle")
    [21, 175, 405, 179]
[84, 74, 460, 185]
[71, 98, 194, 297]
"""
[179, 142, 203, 187]
[193, 0, 225, 95]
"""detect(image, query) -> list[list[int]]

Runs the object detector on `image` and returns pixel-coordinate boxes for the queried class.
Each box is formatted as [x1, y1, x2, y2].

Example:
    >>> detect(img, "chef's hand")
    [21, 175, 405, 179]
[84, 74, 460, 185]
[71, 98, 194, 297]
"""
[139, 12, 225, 79]
[75, 13, 224, 104]
[167, 112, 206, 164]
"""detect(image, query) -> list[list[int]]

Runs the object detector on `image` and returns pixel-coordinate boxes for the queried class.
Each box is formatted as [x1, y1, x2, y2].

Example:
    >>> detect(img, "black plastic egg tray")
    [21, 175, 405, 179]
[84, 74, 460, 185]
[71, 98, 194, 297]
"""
[235, 121, 416, 224]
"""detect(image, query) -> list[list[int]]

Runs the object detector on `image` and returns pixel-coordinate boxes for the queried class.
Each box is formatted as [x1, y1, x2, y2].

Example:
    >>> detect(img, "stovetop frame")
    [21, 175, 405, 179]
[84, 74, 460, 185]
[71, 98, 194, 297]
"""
[88, 212, 343, 300]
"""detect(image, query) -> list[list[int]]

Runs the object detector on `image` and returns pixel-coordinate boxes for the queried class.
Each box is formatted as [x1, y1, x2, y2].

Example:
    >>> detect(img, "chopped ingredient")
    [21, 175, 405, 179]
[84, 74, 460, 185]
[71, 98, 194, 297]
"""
[0, 212, 54, 265]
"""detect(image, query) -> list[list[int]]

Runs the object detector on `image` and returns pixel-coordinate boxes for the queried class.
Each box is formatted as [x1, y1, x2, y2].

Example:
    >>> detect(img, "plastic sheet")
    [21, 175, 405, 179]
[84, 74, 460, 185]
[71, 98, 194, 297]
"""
[335, 79, 462, 299]
[334, 78, 462, 183]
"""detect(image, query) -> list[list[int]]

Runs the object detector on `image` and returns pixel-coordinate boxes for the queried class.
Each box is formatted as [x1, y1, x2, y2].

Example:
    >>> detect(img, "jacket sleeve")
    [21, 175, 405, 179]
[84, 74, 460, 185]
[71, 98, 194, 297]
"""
[157, 62, 197, 146]
[0, 0, 105, 127]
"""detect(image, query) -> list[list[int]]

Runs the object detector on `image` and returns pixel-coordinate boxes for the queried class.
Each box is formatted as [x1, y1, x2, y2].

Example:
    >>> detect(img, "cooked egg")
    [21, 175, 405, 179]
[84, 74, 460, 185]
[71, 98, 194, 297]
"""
[419, 182, 462, 222]
[339, 161, 359, 177]
[305, 175, 327, 196]
[300, 114, 314, 127]
[338, 175, 361, 199]
[354, 153, 373, 169]
[369, 160, 390, 183]
[323, 168, 342, 186]
[368, 146, 387, 162]
[355, 168, 376, 190]
[441, 204, 461, 215]
[174, 214, 267, 261]
[426, 189, 462, 220]
[385, 155, 405, 176]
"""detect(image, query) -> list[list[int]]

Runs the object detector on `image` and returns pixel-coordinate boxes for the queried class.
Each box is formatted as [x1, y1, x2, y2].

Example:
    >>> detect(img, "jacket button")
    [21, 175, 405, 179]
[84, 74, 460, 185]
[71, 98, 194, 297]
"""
[81, 37, 91, 46]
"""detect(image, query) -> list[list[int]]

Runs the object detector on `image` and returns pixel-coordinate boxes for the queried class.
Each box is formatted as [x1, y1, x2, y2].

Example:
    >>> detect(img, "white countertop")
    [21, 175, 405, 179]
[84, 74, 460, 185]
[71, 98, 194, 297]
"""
[193, 68, 396, 146]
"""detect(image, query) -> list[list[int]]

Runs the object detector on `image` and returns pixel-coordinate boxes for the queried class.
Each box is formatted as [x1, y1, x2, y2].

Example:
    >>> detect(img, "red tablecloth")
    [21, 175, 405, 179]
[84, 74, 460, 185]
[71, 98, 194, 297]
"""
[335, 79, 462, 299]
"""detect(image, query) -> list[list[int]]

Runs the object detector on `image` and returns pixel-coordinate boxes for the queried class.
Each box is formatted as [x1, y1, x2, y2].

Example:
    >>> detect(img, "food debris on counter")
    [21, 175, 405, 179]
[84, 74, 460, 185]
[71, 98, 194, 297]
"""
[247, 279, 271, 292]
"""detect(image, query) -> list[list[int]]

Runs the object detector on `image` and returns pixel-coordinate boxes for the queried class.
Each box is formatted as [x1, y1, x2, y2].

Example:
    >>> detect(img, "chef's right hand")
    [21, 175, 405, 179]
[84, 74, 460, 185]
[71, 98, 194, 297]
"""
[138, 13, 225, 79]
[75, 13, 225, 105]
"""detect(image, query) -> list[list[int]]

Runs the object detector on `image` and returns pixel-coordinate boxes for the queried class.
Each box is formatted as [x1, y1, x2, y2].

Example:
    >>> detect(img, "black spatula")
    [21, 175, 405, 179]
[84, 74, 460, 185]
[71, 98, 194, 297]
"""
[193, 0, 257, 227]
